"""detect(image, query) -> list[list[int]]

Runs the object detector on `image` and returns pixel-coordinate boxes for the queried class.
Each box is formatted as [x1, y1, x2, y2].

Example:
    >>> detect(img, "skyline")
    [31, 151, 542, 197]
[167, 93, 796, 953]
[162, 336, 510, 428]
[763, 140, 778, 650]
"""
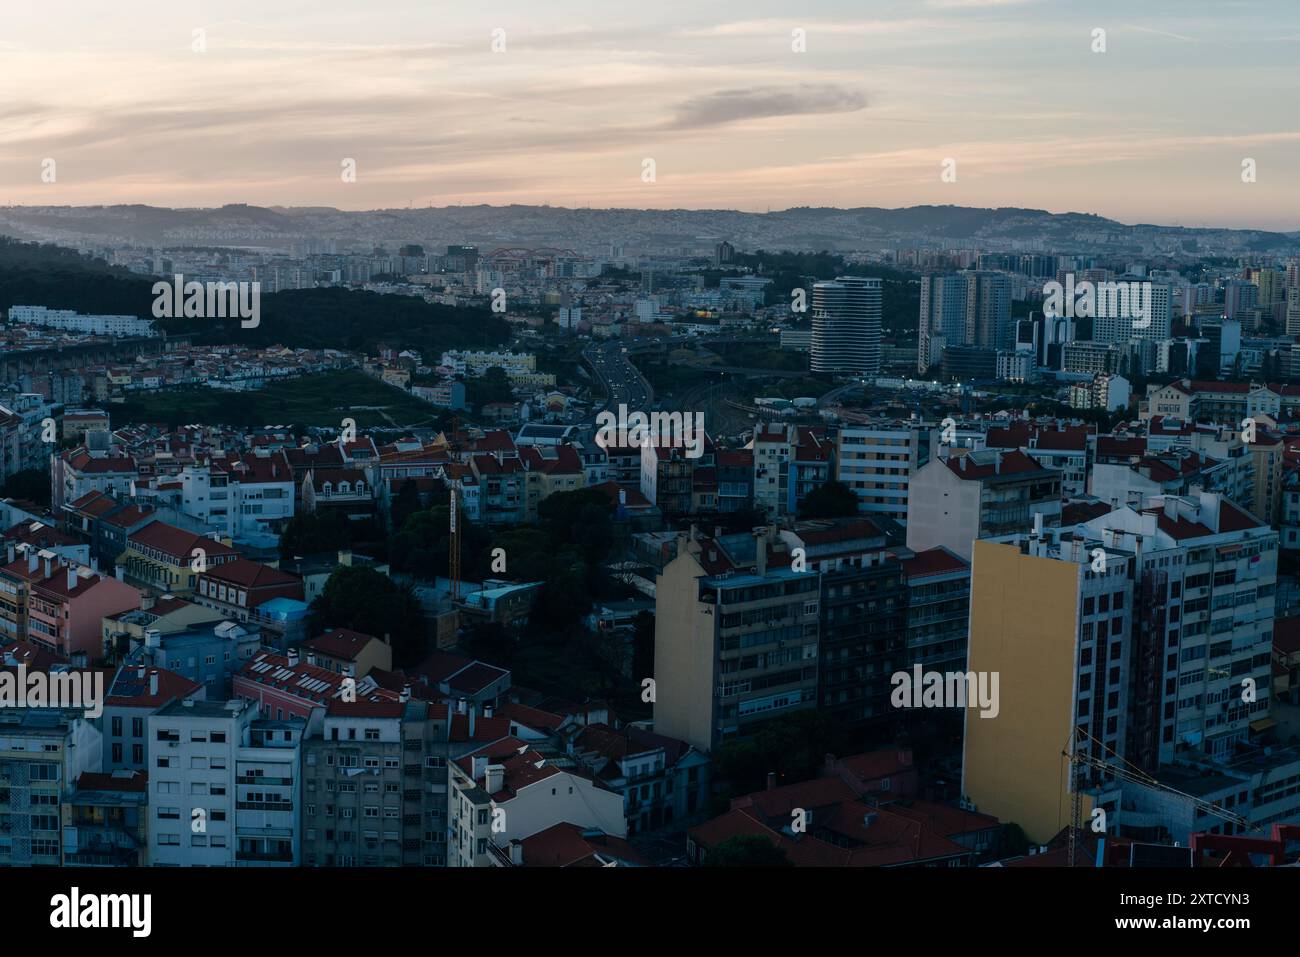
[3, 0, 1300, 229]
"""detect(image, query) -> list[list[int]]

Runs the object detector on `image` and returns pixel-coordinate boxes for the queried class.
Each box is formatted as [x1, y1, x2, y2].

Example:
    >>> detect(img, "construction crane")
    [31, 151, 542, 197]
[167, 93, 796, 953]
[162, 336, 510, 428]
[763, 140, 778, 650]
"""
[449, 486, 461, 603]
[1063, 727, 1251, 867]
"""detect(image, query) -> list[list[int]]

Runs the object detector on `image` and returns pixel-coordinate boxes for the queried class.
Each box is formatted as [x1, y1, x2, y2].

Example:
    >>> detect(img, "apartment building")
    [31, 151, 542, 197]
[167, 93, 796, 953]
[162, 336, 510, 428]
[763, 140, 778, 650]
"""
[27, 562, 143, 659]
[102, 665, 204, 772]
[715, 448, 754, 514]
[906, 449, 1063, 561]
[900, 546, 971, 675]
[147, 698, 305, 866]
[62, 769, 150, 866]
[984, 422, 1092, 499]
[518, 444, 586, 521]
[963, 491, 1278, 843]
[641, 441, 706, 518]
[234, 648, 350, 722]
[177, 451, 295, 540]
[0, 708, 102, 865]
[774, 519, 907, 731]
[654, 535, 821, 752]
[962, 535, 1135, 843]
[447, 737, 626, 867]
[56, 447, 139, 512]
[467, 454, 526, 525]
[122, 520, 239, 596]
[568, 723, 712, 836]
[835, 421, 934, 525]
[193, 558, 304, 624]
[748, 424, 830, 518]
[301, 698, 406, 867]
[124, 620, 260, 700]
[0, 550, 48, 643]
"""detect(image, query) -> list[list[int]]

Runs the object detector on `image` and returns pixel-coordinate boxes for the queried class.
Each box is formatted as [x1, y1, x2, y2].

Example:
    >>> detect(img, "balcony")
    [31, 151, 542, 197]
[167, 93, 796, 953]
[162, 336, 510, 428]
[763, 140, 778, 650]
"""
[236, 850, 294, 863]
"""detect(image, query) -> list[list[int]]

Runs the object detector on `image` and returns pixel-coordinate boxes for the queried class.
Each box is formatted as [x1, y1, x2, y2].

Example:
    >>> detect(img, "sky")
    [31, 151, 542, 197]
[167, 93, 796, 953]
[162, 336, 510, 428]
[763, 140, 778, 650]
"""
[2, 0, 1300, 229]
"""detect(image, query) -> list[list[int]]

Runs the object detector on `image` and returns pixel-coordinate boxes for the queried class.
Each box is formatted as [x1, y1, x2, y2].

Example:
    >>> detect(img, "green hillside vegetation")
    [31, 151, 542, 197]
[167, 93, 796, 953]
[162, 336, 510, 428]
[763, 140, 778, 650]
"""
[0, 238, 510, 357]
[111, 370, 447, 430]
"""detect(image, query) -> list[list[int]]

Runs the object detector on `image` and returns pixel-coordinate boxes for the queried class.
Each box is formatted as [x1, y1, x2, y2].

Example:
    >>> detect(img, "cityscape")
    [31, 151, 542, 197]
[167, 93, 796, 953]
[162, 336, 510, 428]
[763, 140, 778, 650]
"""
[2, 0, 1296, 938]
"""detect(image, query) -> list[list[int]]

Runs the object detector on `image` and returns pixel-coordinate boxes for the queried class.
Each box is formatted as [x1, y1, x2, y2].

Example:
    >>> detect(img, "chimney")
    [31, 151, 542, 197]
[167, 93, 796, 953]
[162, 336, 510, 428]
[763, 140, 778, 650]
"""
[469, 704, 477, 738]
[43, 557, 52, 579]
[67, 567, 78, 591]
[400, 683, 411, 703]
[286, 647, 300, 667]
[766, 771, 777, 791]
[484, 703, 494, 719]
[472, 755, 488, 779]
[5, 544, 12, 565]
[509, 840, 523, 866]
[484, 764, 505, 794]
[754, 528, 767, 578]
[27, 553, 38, 574]
[144, 628, 161, 649]
[149, 670, 159, 696]
[115, 566, 125, 582]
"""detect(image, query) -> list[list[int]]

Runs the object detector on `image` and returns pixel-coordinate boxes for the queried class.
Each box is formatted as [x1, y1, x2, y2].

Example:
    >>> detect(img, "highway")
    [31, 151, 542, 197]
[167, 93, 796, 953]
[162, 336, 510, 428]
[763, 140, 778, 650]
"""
[580, 340, 655, 425]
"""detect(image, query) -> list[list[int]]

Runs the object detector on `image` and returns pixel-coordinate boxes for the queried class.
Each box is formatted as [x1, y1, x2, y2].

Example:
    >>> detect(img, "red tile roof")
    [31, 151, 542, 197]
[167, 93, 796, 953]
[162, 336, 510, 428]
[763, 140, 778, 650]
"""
[304, 627, 381, 662]
[201, 558, 301, 590]
[516, 822, 650, 867]
[129, 521, 238, 561]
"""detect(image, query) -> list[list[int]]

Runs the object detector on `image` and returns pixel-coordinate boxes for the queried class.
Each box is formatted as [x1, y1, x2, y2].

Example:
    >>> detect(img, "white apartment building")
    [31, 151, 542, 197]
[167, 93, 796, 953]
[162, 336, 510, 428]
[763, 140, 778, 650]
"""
[834, 422, 935, 526]
[177, 452, 295, 540]
[1076, 492, 1277, 765]
[8, 305, 156, 338]
[439, 350, 536, 378]
[447, 740, 626, 867]
[147, 698, 304, 866]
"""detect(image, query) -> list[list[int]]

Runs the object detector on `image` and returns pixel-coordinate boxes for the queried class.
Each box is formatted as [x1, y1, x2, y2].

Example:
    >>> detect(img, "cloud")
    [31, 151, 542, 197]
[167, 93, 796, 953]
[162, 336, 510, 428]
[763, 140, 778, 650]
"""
[1124, 24, 1199, 42]
[665, 84, 867, 130]
[924, 0, 1035, 8]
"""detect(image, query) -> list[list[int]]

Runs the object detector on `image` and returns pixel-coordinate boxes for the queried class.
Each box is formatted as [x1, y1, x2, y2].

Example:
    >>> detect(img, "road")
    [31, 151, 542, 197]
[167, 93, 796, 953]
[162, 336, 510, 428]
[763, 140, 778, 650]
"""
[581, 340, 655, 425]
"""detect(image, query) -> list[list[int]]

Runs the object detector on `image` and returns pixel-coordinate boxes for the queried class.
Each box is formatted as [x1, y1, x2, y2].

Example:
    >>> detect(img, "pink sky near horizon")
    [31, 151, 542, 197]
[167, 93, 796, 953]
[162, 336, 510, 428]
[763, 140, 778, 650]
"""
[2, 0, 1299, 231]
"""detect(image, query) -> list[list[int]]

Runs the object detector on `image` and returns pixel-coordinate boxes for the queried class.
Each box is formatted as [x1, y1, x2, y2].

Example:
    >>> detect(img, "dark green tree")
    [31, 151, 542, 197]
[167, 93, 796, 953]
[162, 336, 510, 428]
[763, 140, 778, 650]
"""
[389, 479, 422, 533]
[278, 510, 352, 559]
[468, 366, 515, 412]
[714, 709, 851, 796]
[703, 835, 794, 868]
[312, 565, 427, 665]
[798, 480, 860, 520]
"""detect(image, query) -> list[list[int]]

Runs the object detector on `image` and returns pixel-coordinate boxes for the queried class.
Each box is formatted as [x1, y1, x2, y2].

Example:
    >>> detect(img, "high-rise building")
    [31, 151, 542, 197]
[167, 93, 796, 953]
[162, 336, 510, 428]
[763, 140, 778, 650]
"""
[778, 519, 907, 731]
[963, 493, 1281, 843]
[1092, 280, 1172, 344]
[834, 421, 935, 526]
[918, 274, 967, 374]
[147, 698, 304, 866]
[653, 532, 821, 751]
[810, 276, 882, 376]
[963, 272, 1012, 351]
[0, 708, 102, 865]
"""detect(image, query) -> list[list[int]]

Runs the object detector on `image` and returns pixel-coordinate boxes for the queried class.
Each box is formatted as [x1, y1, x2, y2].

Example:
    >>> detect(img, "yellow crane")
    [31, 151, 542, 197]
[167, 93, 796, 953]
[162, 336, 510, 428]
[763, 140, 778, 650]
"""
[1062, 727, 1251, 866]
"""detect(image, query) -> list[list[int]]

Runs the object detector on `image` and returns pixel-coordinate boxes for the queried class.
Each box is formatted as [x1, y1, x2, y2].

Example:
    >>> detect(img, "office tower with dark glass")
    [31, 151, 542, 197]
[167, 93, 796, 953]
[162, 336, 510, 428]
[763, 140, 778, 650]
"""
[810, 276, 882, 376]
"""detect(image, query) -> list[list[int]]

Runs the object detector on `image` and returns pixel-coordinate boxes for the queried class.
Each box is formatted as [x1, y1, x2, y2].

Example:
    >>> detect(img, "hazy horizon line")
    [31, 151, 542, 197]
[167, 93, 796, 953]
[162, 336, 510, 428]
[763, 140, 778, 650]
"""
[1, 201, 1295, 237]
